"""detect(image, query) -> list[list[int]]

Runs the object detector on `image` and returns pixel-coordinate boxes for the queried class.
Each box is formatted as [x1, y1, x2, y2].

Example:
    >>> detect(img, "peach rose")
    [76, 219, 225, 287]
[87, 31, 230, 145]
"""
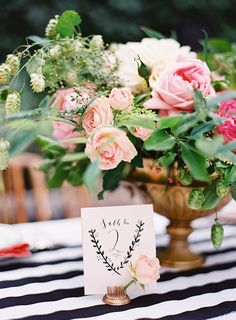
[133, 127, 153, 141]
[130, 255, 160, 285]
[85, 127, 137, 170]
[82, 96, 113, 135]
[145, 57, 215, 115]
[52, 122, 80, 149]
[109, 87, 133, 111]
[52, 87, 92, 111]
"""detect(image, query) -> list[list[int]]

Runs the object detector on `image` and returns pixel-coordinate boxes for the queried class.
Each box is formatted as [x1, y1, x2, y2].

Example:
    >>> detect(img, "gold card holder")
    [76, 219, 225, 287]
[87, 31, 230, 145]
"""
[103, 286, 131, 306]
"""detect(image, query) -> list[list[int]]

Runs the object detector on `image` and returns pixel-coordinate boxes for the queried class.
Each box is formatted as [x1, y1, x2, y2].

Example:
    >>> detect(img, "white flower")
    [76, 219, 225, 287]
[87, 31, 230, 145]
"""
[5, 54, 20, 76]
[115, 38, 196, 92]
[45, 15, 59, 39]
[0, 139, 10, 170]
[30, 73, 45, 93]
[90, 35, 104, 49]
[0, 63, 11, 84]
[5, 92, 21, 115]
[49, 45, 61, 58]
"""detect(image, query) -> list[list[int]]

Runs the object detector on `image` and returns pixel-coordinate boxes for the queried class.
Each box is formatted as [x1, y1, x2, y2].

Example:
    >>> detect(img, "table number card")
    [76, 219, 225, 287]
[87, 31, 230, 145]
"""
[81, 204, 156, 294]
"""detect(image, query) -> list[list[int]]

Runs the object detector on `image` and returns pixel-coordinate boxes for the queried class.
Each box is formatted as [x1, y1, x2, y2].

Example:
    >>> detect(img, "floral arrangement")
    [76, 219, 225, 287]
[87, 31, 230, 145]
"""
[1, 11, 236, 247]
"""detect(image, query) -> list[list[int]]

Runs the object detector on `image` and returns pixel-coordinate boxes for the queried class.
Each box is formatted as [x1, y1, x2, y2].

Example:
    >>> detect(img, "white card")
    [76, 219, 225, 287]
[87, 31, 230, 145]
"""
[81, 204, 156, 294]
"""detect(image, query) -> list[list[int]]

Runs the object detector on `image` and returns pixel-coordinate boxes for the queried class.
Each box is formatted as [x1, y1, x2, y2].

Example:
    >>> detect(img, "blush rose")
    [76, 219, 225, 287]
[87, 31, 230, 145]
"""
[133, 127, 153, 141]
[145, 57, 215, 115]
[130, 255, 160, 285]
[109, 87, 133, 112]
[82, 96, 113, 135]
[85, 127, 137, 170]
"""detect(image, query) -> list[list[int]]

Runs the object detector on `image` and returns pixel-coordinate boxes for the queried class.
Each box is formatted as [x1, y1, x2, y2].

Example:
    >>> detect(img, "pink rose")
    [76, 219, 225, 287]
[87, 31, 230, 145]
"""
[145, 57, 215, 115]
[133, 127, 153, 141]
[85, 127, 137, 170]
[52, 87, 93, 111]
[109, 87, 133, 111]
[82, 96, 113, 135]
[52, 122, 80, 149]
[130, 255, 160, 285]
[216, 99, 236, 142]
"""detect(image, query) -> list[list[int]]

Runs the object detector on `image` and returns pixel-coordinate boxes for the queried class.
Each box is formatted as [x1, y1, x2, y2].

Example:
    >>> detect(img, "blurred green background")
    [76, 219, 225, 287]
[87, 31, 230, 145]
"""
[0, 0, 236, 60]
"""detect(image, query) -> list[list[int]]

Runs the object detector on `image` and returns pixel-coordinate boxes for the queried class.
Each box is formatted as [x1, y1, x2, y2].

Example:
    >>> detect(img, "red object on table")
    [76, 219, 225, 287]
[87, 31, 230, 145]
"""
[0, 243, 31, 258]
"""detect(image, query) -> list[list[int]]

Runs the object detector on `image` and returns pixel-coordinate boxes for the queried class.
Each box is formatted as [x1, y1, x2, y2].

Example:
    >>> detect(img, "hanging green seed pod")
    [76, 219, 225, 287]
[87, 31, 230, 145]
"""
[178, 169, 193, 186]
[0, 63, 11, 84]
[211, 218, 224, 249]
[188, 188, 205, 210]
[136, 56, 151, 82]
[5, 92, 21, 115]
[0, 139, 10, 170]
[45, 15, 59, 39]
[216, 179, 229, 198]
[5, 54, 20, 76]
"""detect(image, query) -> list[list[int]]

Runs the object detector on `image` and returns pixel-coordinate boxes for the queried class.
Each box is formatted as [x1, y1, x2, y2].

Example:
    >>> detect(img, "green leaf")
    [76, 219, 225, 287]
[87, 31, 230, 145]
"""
[144, 129, 176, 151]
[27, 35, 50, 46]
[217, 141, 236, 153]
[159, 152, 176, 167]
[123, 116, 156, 130]
[67, 158, 89, 186]
[224, 166, 236, 184]
[131, 155, 143, 168]
[61, 152, 87, 162]
[158, 116, 181, 129]
[180, 142, 209, 182]
[189, 120, 221, 140]
[202, 182, 221, 210]
[56, 10, 81, 37]
[9, 129, 36, 158]
[208, 38, 232, 53]
[195, 135, 224, 156]
[38, 159, 56, 172]
[141, 26, 165, 39]
[36, 135, 66, 158]
[83, 161, 101, 194]
[171, 113, 199, 136]
[98, 162, 125, 200]
[48, 164, 68, 188]
[193, 88, 208, 121]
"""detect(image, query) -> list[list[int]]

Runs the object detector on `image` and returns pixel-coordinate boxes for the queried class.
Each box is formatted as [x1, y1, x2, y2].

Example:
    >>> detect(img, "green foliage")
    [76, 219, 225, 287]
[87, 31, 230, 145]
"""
[140, 26, 165, 39]
[180, 142, 209, 182]
[98, 162, 125, 200]
[144, 129, 176, 151]
[56, 10, 81, 37]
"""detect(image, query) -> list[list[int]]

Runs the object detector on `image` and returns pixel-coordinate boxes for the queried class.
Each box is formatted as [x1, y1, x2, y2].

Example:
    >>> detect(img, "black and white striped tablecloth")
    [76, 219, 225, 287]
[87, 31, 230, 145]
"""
[0, 218, 236, 320]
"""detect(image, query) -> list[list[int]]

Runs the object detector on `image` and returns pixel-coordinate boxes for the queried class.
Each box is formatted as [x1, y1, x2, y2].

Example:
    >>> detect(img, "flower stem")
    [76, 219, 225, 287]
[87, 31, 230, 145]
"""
[123, 279, 136, 291]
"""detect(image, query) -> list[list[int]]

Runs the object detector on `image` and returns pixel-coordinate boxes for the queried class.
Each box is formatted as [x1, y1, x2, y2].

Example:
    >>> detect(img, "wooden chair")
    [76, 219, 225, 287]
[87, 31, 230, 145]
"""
[0, 153, 90, 223]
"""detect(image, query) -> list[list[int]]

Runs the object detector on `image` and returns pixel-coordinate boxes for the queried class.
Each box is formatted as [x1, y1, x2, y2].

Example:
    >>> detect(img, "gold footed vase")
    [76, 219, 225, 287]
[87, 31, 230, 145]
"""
[133, 160, 231, 269]
[146, 183, 230, 269]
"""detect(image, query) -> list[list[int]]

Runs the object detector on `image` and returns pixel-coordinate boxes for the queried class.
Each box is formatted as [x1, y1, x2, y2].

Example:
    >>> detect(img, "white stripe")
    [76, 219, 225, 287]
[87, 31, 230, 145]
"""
[206, 312, 236, 320]
[0, 261, 83, 281]
[0, 276, 84, 299]
[1, 287, 236, 320]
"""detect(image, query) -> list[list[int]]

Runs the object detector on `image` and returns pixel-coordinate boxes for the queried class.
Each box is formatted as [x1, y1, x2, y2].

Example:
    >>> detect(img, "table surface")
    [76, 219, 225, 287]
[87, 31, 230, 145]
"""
[0, 201, 236, 320]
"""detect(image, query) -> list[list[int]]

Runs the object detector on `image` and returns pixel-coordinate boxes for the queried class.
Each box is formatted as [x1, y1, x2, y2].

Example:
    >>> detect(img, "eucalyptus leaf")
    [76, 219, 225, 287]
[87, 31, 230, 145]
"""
[195, 135, 223, 156]
[144, 129, 176, 151]
[172, 113, 199, 135]
[83, 161, 101, 194]
[189, 120, 221, 140]
[26, 56, 45, 75]
[9, 129, 36, 158]
[122, 116, 156, 130]
[180, 142, 209, 182]
[61, 152, 87, 162]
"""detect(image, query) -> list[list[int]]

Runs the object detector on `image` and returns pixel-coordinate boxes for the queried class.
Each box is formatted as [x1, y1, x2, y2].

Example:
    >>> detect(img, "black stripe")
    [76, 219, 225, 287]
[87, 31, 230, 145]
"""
[13, 281, 236, 320]
[0, 256, 83, 272]
[0, 270, 83, 289]
[136, 300, 236, 320]
[159, 259, 236, 282]
[1, 277, 236, 312]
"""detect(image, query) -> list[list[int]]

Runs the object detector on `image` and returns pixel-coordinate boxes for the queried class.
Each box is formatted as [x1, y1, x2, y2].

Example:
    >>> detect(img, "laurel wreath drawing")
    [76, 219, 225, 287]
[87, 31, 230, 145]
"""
[88, 220, 145, 275]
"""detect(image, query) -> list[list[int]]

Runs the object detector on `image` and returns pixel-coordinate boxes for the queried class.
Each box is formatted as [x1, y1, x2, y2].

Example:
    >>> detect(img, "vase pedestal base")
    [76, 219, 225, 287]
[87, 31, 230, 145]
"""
[157, 248, 204, 269]
[157, 220, 204, 269]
